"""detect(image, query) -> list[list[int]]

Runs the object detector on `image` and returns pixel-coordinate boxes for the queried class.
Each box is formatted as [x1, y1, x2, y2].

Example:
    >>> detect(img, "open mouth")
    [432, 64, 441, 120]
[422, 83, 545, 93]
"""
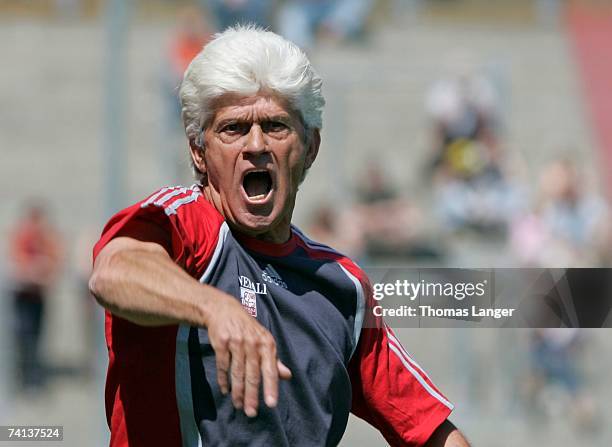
[242, 170, 273, 202]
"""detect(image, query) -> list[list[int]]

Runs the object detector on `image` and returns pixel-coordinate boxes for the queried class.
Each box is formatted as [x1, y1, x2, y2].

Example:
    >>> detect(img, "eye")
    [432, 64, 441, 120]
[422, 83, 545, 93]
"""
[221, 122, 249, 135]
[262, 121, 289, 133]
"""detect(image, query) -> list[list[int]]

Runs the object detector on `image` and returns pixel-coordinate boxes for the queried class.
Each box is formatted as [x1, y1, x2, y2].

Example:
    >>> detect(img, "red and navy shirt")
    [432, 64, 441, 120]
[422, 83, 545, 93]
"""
[93, 185, 453, 447]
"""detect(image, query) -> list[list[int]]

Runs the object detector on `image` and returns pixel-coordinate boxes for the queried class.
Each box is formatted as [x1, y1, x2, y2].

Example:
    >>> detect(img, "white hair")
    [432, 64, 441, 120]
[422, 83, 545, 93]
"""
[179, 25, 325, 148]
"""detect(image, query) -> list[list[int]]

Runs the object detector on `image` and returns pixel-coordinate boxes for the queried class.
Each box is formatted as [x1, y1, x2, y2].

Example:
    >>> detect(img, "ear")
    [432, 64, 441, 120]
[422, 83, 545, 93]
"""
[189, 138, 207, 175]
[304, 129, 321, 171]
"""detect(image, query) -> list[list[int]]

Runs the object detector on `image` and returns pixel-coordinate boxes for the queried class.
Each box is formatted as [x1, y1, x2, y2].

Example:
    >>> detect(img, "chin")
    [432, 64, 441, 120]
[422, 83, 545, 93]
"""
[239, 218, 273, 234]
[232, 211, 276, 234]
[233, 204, 291, 240]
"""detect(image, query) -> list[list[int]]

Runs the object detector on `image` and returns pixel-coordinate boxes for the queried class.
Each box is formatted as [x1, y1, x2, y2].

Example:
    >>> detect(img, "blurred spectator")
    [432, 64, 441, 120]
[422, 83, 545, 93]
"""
[426, 54, 500, 175]
[433, 164, 523, 236]
[8, 202, 63, 392]
[164, 5, 213, 129]
[426, 57, 523, 235]
[307, 204, 366, 259]
[356, 162, 438, 257]
[511, 159, 611, 266]
[278, 0, 375, 49]
[203, 0, 274, 31]
[315, 162, 443, 261]
[160, 5, 214, 182]
[524, 329, 598, 431]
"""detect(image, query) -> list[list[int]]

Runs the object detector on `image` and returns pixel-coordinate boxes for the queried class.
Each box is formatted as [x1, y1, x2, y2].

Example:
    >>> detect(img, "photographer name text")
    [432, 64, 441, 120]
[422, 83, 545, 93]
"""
[372, 305, 515, 320]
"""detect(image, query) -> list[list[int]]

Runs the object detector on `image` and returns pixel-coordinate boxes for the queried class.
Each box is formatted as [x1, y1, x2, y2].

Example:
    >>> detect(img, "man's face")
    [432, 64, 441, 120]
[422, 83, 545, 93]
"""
[192, 93, 319, 243]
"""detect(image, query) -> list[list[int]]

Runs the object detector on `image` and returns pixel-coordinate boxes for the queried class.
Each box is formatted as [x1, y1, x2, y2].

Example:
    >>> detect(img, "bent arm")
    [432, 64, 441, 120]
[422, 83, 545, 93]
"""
[89, 236, 292, 417]
[424, 420, 470, 447]
[89, 236, 219, 327]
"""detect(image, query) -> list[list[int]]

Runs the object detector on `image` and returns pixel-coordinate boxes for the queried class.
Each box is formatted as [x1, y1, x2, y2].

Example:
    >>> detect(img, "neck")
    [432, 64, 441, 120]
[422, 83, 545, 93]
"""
[248, 221, 292, 244]
[202, 184, 294, 244]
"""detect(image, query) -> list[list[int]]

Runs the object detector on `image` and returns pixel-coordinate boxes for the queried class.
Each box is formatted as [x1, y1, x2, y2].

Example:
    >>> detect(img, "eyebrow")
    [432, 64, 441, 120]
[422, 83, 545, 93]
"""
[215, 114, 293, 128]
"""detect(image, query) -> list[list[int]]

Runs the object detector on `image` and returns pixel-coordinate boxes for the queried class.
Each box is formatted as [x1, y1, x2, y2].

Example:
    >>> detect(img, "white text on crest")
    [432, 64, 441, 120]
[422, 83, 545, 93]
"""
[239, 275, 268, 294]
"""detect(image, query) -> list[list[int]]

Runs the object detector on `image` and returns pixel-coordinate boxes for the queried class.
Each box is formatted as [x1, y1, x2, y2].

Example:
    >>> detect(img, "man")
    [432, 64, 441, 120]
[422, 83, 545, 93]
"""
[277, 0, 374, 49]
[90, 26, 469, 446]
[9, 202, 62, 391]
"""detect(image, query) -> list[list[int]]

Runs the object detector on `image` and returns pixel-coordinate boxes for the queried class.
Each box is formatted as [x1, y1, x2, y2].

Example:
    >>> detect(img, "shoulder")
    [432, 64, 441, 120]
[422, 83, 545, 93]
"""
[96, 185, 225, 272]
[138, 184, 223, 229]
[139, 184, 210, 216]
[292, 226, 371, 291]
[100, 184, 222, 239]
[292, 226, 373, 357]
[140, 185, 225, 270]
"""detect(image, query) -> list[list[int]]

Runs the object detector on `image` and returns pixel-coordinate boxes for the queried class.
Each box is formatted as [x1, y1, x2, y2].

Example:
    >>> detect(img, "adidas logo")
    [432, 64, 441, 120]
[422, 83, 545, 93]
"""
[262, 265, 288, 289]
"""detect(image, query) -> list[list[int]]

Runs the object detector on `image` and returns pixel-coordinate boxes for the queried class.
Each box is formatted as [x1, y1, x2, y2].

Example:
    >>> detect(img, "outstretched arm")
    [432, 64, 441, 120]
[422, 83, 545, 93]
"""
[424, 420, 470, 447]
[90, 236, 291, 417]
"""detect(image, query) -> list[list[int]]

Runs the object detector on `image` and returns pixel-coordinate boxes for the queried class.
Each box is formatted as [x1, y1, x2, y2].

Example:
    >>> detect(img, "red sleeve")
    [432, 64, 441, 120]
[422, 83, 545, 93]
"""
[92, 187, 224, 446]
[92, 186, 223, 276]
[349, 286, 453, 446]
[93, 200, 191, 272]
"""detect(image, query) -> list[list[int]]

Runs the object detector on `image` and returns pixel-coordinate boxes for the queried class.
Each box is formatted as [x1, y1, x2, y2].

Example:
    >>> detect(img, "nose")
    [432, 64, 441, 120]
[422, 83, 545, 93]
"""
[243, 124, 267, 156]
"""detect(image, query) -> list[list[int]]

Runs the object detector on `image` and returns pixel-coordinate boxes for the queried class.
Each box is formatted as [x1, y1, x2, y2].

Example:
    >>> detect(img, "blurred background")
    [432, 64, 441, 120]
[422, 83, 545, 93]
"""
[1, 0, 612, 445]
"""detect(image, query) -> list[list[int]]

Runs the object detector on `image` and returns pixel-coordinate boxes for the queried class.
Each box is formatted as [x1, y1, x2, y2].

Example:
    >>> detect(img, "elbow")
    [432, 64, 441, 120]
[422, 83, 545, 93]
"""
[88, 269, 104, 302]
[424, 420, 470, 447]
[89, 265, 113, 309]
[89, 244, 125, 310]
[88, 237, 167, 313]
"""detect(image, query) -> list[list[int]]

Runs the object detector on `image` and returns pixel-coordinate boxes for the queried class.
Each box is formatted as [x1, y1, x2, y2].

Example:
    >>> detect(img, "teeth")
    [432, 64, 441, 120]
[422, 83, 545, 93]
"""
[250, 194, 267, 201]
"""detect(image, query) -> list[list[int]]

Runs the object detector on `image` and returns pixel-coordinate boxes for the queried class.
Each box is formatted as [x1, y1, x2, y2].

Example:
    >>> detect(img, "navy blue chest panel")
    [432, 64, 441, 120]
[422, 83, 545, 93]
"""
[182, 224, 361, 447]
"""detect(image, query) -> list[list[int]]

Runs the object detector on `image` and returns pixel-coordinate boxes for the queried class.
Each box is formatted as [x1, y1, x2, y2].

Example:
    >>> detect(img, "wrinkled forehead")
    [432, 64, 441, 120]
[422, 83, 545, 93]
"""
[205, 92, 306, 129]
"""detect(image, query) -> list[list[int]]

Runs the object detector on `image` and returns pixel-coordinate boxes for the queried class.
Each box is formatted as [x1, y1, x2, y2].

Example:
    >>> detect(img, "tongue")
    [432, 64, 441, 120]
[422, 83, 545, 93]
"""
[244, 173, 270, 198]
